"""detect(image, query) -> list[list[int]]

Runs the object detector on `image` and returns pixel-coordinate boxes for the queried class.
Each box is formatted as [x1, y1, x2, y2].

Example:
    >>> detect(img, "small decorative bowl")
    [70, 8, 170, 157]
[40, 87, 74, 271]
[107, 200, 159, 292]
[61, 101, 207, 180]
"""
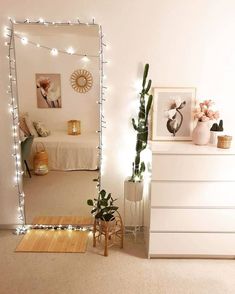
[217, 135, 232, 149]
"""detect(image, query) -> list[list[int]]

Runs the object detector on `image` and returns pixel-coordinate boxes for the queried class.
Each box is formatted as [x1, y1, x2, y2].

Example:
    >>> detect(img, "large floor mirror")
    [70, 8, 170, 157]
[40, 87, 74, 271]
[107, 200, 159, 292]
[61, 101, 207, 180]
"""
[12, 22, 101, 224]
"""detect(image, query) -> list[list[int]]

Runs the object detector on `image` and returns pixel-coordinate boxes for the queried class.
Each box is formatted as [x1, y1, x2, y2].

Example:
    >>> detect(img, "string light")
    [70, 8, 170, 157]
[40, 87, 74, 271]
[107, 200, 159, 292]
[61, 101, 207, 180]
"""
[14, 33, 99, 59]
[50, 48, 58, 56]
[66, 46, 75, 55]
[21, 37, 28, 45]
[5, 17, 107, 234]
[82, 55, 89, 62]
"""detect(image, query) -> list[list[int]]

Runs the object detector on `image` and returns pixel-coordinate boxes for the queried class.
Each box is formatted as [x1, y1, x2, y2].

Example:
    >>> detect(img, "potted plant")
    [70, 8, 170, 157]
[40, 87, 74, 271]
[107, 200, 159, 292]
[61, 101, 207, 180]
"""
[124, 64, 153, 202]
[210, 120, 224, 145]
[192, 99, 220, 145]
[87, 189, 119, 229]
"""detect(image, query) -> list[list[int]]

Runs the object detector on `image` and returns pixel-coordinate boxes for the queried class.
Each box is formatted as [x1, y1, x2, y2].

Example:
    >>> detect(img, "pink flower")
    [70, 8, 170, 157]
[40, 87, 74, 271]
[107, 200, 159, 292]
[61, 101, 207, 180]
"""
[201, 116, 210, 122]
[195, 99, 219, 122]
[194, 111, 204, 119]
[213, 111, 220, 120]
[207, 110, 215, 119]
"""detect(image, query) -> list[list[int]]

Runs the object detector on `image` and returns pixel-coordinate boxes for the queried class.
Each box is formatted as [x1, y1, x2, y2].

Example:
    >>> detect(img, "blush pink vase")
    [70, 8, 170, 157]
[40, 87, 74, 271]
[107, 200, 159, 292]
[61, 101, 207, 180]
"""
[192, 121, 211, 145]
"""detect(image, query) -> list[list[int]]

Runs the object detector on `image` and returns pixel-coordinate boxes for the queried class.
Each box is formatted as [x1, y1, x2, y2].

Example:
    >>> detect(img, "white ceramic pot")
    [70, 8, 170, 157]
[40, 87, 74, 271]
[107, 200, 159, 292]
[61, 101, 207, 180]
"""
[209, 131, 223, 145]
[192, 121, 211, 145]
[124, 180, 143, 202]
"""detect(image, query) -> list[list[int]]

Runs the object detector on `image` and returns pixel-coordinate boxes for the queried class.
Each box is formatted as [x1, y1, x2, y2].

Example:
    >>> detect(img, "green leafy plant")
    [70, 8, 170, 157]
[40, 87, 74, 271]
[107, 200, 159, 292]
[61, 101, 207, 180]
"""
[87, 190, 118, 222]
[131, 64, 153, 182]
[210, 120, 224, 132]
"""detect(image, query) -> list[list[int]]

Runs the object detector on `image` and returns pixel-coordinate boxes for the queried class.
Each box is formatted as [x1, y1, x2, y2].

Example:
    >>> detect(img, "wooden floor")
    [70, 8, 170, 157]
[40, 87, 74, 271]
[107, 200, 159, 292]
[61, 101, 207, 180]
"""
[32, 216, 93, 226]
[16, 230, 89, 253]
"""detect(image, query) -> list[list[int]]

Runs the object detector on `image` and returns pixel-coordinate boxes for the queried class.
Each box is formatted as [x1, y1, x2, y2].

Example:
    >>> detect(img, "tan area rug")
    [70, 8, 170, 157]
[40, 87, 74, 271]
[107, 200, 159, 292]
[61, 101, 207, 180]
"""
[32, 215, 93, 226]
[15, 229, 89, 253]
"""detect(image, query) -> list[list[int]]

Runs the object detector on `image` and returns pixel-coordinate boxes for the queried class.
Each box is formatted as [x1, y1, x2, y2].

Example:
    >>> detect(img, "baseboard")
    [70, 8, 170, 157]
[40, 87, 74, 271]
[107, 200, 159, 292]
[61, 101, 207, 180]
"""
[0, 224, 18, 230]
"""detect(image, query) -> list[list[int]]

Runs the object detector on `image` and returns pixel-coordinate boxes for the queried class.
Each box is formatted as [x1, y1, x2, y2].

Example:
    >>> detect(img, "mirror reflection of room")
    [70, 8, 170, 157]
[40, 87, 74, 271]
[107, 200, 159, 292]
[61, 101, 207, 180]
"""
[14, 24, 100, 223]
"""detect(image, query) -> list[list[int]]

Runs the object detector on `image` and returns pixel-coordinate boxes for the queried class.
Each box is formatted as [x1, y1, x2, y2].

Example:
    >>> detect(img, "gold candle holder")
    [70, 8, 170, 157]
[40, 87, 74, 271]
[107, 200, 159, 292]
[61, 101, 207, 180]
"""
[67, 120, 81, 135]
[217, 135, 232, 149]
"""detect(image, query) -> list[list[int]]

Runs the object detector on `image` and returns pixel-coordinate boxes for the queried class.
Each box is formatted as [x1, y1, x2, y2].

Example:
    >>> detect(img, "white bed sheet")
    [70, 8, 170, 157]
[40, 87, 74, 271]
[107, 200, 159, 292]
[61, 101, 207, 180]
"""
[30, 131, 99, 171]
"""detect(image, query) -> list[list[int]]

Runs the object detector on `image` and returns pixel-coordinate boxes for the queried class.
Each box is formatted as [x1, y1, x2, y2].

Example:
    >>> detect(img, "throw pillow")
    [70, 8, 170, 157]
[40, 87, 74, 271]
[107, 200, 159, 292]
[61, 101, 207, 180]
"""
[34, 121, 50, 137]
[23, 112, 39, 137]
[19, 116, 30, 136]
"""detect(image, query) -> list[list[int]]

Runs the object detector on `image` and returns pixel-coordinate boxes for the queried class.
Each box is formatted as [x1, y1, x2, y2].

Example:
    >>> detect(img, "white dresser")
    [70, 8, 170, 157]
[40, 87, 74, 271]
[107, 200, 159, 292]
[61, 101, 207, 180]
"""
[145, 141, 235, 258]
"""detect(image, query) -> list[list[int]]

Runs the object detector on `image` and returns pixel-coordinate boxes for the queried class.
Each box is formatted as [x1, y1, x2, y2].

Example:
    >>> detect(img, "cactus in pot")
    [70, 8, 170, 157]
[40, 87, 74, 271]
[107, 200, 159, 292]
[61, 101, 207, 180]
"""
[131, 63, 153, 182]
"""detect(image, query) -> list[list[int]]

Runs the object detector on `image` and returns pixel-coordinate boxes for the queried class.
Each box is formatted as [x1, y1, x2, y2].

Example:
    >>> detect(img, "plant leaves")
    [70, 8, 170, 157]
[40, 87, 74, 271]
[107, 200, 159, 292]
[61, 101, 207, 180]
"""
[99, 189, 106, 198]
[91, 208, 97, 214]
[87, 199, 93, 206]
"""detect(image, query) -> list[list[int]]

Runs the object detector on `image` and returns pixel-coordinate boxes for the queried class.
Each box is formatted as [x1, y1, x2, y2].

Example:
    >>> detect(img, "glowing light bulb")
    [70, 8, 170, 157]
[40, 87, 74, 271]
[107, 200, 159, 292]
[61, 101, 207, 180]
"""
[38, 18, 44, 23]
[3, 31, 9, 38]
[82, 55, 89, 62]
[66, 47, 75, 55]
[21, 37, 28, 45]
[36, 43, 40, 48]
[51, 48, 58, 56]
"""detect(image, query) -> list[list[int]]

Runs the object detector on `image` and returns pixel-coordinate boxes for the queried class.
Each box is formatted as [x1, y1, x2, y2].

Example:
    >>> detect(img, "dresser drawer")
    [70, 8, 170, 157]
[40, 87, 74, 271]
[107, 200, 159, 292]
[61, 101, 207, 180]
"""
[151, 182, 235, 207]
[152, 155, 235, 181]
[149, 233, 235, 257]
[150, 208, 235, 232]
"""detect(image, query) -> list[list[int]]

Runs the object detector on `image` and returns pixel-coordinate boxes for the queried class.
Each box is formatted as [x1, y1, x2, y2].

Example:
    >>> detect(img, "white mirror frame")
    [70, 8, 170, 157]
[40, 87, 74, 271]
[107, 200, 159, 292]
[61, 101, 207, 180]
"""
[5, 18, 106, 234]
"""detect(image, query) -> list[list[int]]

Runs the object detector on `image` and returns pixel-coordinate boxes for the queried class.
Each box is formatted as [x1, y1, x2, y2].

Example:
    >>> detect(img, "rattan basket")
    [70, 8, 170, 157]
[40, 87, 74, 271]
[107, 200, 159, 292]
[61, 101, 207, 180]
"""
[217, 135, 232, 149]
[33, 143, 49, 175]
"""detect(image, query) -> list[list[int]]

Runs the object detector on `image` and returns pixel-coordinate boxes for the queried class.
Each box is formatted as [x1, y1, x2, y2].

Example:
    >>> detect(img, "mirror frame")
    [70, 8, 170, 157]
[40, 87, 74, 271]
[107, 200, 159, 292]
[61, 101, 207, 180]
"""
[6, 18, 106, 233]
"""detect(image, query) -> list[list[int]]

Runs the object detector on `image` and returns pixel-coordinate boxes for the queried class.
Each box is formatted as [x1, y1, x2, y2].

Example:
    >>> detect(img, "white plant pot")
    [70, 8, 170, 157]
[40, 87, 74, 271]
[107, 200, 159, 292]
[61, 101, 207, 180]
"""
[124, 180, 143, 202]
[209, 131, 223, 145]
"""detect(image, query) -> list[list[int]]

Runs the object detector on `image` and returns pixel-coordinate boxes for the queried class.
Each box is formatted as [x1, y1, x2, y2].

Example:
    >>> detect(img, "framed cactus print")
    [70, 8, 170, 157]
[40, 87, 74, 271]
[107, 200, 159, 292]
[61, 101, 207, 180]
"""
[152, 87, 196, 141]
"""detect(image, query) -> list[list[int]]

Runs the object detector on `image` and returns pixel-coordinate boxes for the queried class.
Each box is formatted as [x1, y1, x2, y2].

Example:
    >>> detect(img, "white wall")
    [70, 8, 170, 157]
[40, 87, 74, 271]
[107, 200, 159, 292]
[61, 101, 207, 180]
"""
[1, 0, 235, 225]
[15, 25, 99, 133]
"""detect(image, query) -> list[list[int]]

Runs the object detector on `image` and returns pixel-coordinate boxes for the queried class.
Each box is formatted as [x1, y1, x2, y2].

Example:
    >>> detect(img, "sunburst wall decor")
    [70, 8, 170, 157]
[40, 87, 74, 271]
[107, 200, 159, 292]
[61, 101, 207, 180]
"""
[70, 69, 93, 93]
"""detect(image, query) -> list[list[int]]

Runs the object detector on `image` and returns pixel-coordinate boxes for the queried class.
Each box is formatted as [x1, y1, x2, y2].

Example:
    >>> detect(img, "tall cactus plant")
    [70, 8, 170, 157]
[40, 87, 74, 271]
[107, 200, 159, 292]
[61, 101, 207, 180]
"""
[131, 64, 153, 182]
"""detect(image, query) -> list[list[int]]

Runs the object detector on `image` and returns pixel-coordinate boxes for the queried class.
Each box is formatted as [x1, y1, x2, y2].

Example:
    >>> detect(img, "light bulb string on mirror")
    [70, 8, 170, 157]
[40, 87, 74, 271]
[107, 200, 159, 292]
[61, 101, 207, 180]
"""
[13, 33, 99, 59]
[9, 17, 97, 26]
[7, 24, 26, 230]
[5, 18, 107, 234]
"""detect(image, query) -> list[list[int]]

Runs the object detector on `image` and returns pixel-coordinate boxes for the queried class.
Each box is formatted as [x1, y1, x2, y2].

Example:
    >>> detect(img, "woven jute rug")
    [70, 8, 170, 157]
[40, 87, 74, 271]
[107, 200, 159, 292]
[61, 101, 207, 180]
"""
[15, 229, 89, 253]
[32, 215, 93, 226]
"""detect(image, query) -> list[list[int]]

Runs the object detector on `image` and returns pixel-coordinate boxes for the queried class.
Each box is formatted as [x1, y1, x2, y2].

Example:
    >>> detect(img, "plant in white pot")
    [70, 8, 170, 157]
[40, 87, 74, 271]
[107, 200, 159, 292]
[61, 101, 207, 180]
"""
[210, 120, 224, 145]
[124, 64, 153, 202]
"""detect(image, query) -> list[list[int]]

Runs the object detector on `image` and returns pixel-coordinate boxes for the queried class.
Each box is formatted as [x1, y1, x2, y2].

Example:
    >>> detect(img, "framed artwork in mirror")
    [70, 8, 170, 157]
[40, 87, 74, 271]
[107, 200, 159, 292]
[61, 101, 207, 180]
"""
[36, 73, 62, 108]
[70, 69, 93, 93]
[152, 87, 196, 141]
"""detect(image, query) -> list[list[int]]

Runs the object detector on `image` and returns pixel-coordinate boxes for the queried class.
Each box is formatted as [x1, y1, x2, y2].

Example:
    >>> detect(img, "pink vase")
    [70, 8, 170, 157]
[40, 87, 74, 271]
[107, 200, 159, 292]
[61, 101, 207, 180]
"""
[192, 121, 210, 145]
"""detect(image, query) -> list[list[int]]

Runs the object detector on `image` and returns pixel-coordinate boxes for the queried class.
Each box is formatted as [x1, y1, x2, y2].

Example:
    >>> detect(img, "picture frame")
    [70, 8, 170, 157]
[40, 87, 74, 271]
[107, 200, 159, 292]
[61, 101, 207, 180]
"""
[36, 73, 62, 108]
[152, 87, 196, 141]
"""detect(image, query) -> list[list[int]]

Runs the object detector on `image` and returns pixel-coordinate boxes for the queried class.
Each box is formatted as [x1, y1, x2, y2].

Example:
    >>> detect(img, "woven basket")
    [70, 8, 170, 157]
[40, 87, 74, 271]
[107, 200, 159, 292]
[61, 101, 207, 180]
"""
[217, 135, 232, 149]
[33, 143, 49, 175]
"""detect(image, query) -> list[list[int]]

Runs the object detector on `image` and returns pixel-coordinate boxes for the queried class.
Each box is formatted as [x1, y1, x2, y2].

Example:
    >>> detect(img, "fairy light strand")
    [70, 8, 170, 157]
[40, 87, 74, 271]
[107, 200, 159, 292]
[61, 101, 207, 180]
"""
[5, 18, 107, 234]
[13, 33, 99, 59]
[6, 20, 26, 234]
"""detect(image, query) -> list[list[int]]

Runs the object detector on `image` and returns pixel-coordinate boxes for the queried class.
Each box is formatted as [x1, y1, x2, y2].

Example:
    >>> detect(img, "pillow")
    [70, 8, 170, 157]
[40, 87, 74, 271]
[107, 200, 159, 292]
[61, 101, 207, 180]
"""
[19, 128, 27, 142]
[22, 112, 39, 137]
[19, 116, 30, 136]
[34, 121, 50, 137]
